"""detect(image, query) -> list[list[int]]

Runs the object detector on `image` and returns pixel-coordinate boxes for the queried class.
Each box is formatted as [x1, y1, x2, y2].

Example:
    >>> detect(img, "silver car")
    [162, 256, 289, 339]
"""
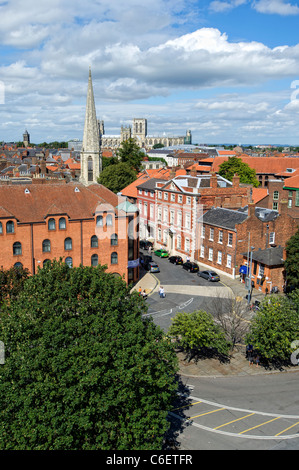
[197, 270, 220, 282]
[146, 261, 160, 273]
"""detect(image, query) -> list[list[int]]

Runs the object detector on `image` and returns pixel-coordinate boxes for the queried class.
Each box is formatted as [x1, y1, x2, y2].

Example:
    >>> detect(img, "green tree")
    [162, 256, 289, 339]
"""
[218, 156, 259, 187]
[0, 266, 30, 308]
[284, 228, 299, 290]
[169, 310, 230, 360]
[0, 260, 178, 450]
[246, 294, 299, 364]
[98, 162, 137, 193]
[117, 138, 144, 171]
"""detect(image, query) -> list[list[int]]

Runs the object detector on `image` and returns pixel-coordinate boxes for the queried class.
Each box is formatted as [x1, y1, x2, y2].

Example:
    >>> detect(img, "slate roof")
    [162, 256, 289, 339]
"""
[243, 246, 284, 266]
[238, 206, 279, 222]
[136, 178, 168, 191]
[200, 207, 248, 230]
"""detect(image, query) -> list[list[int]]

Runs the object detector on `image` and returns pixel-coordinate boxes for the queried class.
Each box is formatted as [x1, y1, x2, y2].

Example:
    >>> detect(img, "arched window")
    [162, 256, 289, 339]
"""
[48, 218, 56, 230]
[59, 217, 66, 229]
[91, 254, 98, 267]
[65, 257, 73, 268]
[64, 237, 72, 250]
[111, 252, 118, 264]
[13, 242, 22, 255]
[91, 235, 98, 248]
[6, 220, 14, 233]
[14, 262, 23, 268]
[106, 214, 113, 226]
[42, 239, 51, 253]
[110, 233, 118, 246]
[96, 215, 103, 227]
[0, 222, 2, 234]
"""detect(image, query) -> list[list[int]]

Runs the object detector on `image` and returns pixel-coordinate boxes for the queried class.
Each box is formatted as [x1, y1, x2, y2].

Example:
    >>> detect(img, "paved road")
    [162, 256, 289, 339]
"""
[171, 373, 299, 450]
[140, 252, 299, 450]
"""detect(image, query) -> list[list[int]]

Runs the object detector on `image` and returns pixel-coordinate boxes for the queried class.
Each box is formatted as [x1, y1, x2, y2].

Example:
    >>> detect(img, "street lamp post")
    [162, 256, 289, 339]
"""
[247, 246, 254, 305]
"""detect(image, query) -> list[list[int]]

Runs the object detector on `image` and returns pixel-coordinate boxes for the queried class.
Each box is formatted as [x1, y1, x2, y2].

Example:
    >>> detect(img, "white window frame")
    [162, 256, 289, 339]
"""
[209, 228, 214, 241]
[269, 232, 275, 244]
[201, 226, 205, 238]
[228, 233, 233, 247]
[177, 235, 181, 249]
[200, 245, 204, 258]
[226, 254, 232, 268]
[208, 248, 213, 261]
[218, 230, 223, 243]
[217, 251, 222, 264]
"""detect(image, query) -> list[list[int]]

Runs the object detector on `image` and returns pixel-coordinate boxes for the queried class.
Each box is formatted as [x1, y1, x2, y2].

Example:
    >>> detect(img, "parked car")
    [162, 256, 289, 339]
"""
[182, 261, 199, 272]
[154, 249, 169, 258]
[140, 239, 153, 251]
[197, 270, 220, 282]
[168, 255, 183, 265]
[140, 253, 153, 265]
[144, 261, 160, 273]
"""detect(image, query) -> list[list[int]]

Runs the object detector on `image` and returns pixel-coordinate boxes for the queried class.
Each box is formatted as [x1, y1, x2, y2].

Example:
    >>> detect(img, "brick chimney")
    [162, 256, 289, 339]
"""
[248, 202, 256, 218]
[232, 173, 240, 187]
[169, 166, 176, 179]
[190, 165, 197, 177]
[210, 171, 218, 189]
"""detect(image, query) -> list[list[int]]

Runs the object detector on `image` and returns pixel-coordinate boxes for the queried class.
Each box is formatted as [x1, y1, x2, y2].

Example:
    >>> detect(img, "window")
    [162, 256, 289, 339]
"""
[186, 214, 191, 229]
[48, 218, 55, 230]
[42, 239, 51, 253]
[226, 254, 232, 268]
[150, 191, 154, 197]
[217, 251, 222, 264]
[273, 191, 279, 200]
[59, 217, 66, 229]
[272, 201, 278, 210]
[91, 254, 98, 267]
[96, 215, 103, 226]
[164, 192, 168, 200]
[185, 238, 190, 252]
[171, 194, 175, 202]
[209, 228, 214, 241]
[0, 222, 2, 234]
[200, 245, 204, 258]
[178, 195, 182, 203]
[163, 230, 168, 244]
[177, 235, 181, 249]
[150, 204, 154, 219]
[269, 232, 275, 244]
[158, 191, 162, 199]
[288, 198, 292, 208]
[144, 190, 148, 196]
[65, 257, 73, 268]
[158, 228, 162, 241]
[91, 235, 98, 248]
[186, 196, 191, 205]
[64, 237, 72, 250]
[138, 189, 142, 195]
[218, 230, 223, 243]
[177, 212, 182, 226]
[111, 233, 118, 246]
[258, 264, 265, 277]
[201, 226, 205, 238]
[208, 248, 213, 261]
[111, 252, 118, 264]
[6, 221, 14, 233]
[170, 210, 174, 225]
[157, 207, 162, 221]
[296, 191, 299, 207]
[228, 233, 233, 246]
[13, 242, 22, 255]
[163, 207, 168, 222]
[106, 214, 113, 226]
[14, 262, 23, 268]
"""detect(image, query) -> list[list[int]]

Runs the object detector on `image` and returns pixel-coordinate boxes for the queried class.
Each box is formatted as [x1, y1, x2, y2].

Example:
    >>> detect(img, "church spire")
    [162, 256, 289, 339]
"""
[80, 68, 101, 185]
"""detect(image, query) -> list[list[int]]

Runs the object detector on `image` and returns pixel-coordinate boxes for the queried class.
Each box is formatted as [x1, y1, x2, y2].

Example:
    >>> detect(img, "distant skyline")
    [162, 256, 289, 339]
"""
[1, 0, 299, 145]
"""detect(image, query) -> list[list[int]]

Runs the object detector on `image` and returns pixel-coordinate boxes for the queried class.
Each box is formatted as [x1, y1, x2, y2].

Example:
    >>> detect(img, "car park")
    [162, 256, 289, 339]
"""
[144, 261, 160, 273]
[197, 270, 220, 282]
[168, 255, 183, 265]
[154, 249, 169, 258]
[182, 261, 199, 272]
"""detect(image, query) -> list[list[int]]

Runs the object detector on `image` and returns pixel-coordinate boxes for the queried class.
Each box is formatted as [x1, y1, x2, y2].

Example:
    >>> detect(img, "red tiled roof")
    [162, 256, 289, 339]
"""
[211, 156, 299, 175]
[283, 174, 299, 189]
[0, 183, 121, 223]
[251, 187, 268, 203]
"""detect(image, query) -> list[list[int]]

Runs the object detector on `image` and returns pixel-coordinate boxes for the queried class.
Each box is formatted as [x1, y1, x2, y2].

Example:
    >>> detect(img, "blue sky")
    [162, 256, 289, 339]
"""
[1, 0, 299, 145]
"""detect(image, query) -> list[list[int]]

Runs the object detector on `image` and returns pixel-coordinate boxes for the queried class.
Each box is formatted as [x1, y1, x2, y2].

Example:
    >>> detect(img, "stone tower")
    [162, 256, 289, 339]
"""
[23, 129, 30, 148]
[80, 68, 101, 185]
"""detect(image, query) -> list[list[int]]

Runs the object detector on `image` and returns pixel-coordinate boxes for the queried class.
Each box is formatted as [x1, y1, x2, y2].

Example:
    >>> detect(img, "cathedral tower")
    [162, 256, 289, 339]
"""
[80, 68, 101, 185]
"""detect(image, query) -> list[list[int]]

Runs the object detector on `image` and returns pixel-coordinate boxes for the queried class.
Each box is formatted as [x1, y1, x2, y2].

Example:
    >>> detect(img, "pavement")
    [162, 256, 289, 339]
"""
[131, 267, 299, 378]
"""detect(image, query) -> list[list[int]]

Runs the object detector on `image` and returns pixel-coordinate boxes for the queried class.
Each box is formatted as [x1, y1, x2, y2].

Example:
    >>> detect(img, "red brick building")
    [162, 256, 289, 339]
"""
[196, 201, 298, 292]
[0, 182, 139, 283]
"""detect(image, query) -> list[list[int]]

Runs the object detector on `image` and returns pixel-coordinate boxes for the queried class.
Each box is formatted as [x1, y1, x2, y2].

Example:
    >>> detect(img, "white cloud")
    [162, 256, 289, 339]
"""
[253, 0, 299, 15]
